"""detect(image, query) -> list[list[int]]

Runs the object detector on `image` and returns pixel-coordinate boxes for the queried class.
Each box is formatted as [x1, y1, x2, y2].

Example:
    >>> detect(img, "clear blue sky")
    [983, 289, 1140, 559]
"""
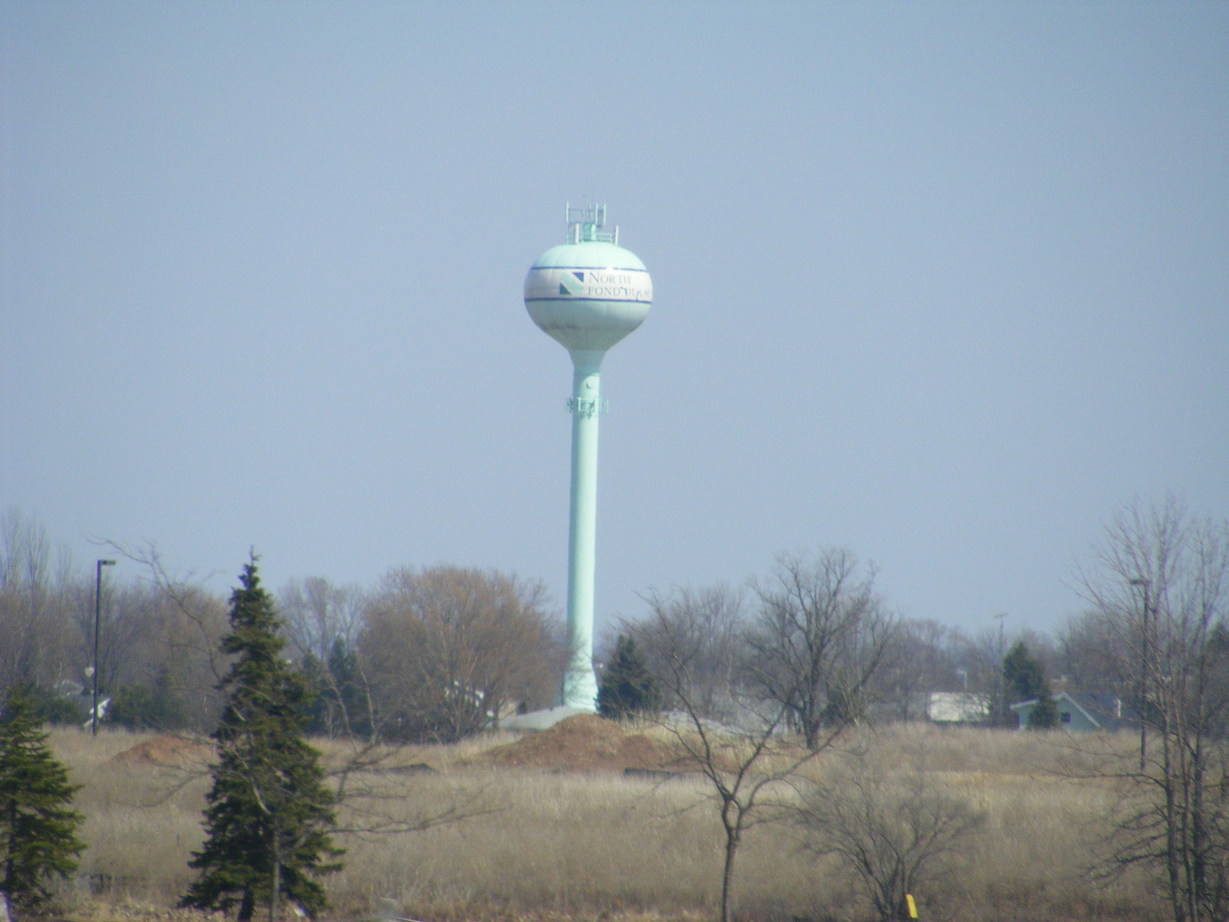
[3, 2, 1226, 638]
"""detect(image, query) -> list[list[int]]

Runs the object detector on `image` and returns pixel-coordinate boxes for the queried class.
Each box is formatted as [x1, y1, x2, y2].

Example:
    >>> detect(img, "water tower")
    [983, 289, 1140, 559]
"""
[524, 203, 653, 710]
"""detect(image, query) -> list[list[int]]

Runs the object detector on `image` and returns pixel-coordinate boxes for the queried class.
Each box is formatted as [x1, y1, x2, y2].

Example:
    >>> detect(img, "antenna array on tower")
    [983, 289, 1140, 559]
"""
[565, 202, 619, 245]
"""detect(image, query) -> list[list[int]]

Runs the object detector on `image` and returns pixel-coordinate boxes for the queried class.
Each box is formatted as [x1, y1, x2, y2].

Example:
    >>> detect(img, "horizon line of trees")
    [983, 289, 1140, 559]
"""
[1, 498, 1226, 922]
[0, 503, 1224, 744]
[0, 511, 1079, 739]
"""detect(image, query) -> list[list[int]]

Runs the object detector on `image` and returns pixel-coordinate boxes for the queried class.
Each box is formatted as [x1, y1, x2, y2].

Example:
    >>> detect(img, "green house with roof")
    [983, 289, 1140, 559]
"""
[1011, 691, 1139, 732]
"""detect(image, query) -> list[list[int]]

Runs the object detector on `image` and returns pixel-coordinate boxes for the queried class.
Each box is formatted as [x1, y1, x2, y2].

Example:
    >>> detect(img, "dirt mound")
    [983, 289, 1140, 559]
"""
[109, 735, 214, 768]
[479, 714, 683, 773]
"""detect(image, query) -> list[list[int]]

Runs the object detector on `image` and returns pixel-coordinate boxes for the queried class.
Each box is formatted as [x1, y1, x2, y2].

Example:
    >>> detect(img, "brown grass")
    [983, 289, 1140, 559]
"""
[45, 719, 1163, 922]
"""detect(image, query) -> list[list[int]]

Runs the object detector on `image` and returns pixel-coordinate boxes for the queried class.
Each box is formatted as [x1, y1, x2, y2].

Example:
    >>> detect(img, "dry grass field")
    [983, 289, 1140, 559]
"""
[43, 718, 1163, 922]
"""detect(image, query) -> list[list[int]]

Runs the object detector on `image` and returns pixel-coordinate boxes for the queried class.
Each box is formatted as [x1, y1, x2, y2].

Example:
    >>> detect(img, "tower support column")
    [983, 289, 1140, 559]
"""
[563, 350, 604, 709]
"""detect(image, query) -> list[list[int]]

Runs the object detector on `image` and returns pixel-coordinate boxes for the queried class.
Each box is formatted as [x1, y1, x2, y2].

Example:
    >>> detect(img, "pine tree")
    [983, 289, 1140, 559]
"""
[0, 687, 85, 922]
[181, 560, 342, 922]
[1002, 641, 1058, 730]
[302, 639, 371, 740]
[1003, 640, 1047, 703]
[598, 635, 661, 720]
[1027, 693, 1060, 730]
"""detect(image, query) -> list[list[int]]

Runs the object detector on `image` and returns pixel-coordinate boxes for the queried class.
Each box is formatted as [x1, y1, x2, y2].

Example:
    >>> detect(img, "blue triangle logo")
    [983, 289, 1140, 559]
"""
[572, 271, 585, 282]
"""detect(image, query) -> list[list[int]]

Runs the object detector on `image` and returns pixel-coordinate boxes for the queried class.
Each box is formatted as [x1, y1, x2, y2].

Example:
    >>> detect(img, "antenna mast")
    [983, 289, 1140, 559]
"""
[565, 201, 619, 245]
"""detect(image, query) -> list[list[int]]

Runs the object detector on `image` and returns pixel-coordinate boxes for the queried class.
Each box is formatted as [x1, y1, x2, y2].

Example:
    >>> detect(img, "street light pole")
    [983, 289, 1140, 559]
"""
[92, 559, 116, 736]
[1129, 577, 1151, 773]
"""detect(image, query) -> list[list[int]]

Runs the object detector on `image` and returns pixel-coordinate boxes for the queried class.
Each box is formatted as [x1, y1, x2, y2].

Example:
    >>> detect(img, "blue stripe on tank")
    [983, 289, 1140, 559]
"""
[525, 297, 652, 304]
[527, 266, 650, 274]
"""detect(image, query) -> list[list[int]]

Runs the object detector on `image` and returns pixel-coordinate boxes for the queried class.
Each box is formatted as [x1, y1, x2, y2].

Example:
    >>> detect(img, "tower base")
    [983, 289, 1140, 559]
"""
[562, 662, 599, 712]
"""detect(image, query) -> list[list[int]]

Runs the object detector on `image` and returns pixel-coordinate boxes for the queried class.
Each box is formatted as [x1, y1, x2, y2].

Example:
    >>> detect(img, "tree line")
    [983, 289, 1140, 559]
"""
[1, 499, 1227, 922]
[0, 507, 1189, 741]
[0, 513, 563, 741]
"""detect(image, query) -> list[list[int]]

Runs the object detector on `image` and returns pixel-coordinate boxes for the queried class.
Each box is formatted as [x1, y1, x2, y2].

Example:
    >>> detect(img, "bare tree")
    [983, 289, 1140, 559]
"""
[745, 549, 897, 748]
[103, 541, 230, 731]
[278, 577, 366, 662]
[955, 621, 1015, 727]
[0, 510, 79, 693]
[629, 584, 746, 722]
[1057, 608, 1135, 697]
[795, 737, 985, 921]
[360, 566, 563, 742]
[634, 581, 870, 922]
[1077, 496, 1229, 922]
[68, 579, 157, 695]
[872, 618, 965, 722]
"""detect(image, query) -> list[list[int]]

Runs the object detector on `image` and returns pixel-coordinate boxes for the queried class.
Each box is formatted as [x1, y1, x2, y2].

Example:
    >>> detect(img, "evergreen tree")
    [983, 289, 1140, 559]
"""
[13, 686, 85, 728]
[302, 639, 371, 740]
[181, 560, 342, 922]
[598, 635, 661, 720]
[1003, 641, 1058, 730]
[0, 687, 85, 921]
[1002, 640, 1047, 703]
[299, 653, 331, 738]
[110, 672, 187, 731]
[1027, 693, 1060, 730]
[325, 637, 371, 739]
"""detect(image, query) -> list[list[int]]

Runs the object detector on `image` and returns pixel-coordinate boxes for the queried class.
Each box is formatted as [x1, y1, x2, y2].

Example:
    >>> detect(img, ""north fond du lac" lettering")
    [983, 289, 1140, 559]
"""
[583, 271, 646, 299]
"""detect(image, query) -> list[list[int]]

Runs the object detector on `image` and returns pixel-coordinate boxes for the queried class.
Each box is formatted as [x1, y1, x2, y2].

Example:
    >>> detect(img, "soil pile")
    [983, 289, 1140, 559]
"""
[479, 714, 683, 773]
[109, 735, 214, 768]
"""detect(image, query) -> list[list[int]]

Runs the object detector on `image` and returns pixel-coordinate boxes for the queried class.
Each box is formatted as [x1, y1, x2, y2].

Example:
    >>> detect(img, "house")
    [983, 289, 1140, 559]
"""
[1011, 691, 1139, 732]
[926, 692, 990, 726]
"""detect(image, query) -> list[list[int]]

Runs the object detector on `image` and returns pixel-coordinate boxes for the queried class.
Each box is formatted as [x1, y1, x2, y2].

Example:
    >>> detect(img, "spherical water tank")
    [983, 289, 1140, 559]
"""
[524, 240, 652, 354]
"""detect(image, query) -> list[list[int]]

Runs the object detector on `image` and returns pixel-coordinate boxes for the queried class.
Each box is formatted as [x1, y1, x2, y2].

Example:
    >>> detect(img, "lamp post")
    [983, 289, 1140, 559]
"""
[92, 559, 116, 736]
[1129, 577, 1151, 772]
